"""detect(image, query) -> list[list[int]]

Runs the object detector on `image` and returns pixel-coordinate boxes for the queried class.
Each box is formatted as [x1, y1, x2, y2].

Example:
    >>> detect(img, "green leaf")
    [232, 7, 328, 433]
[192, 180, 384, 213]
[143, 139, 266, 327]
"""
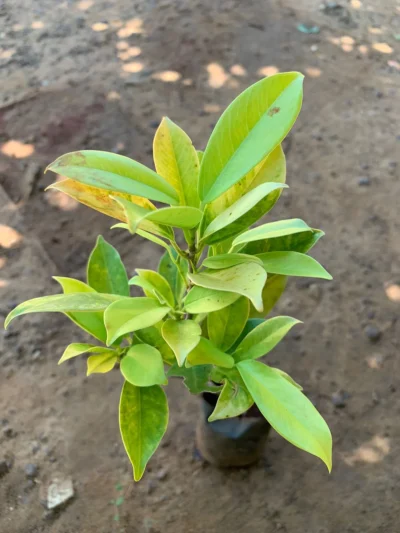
[198, 73, 303, 203]
[104, 297, 170, 345]
[232, 219, 312, 248]
[143, 206, 203, 230]
[243, 228, 324, 255]
[58, 343, 114, 364]
[257, 251, 332, 279]
[119, 382, 168, 481]
[46, 178, 155, 222]
[133, 325, 175, 365]
[53, 277, 109, 343]
[237, 360, 332, 471]
[249, 274, 287, 319]
[206, 144, 286, 220]
[5, 292, 122, 329]
[153, 117, 200, 208]
[120, 345, 167, 386]
[158, 249, 188, 302]
[46, 150, 179, 205]
[202, 253, 262, 270]
[208, 374, 254, 422]
[161, 319, 201, 366]
[201, 182, 287, 244]
[167, 363, 221, 394]
[130, 269, 175, 308]
[183, 286, 240, 314]
[208, 297, 249, 352]
[234, 316, 301, 362]
[188, 263, 267, 313]
[112, 196, 173, 239]
[87, 236, 129, 296]
[271, 367, 303, 390]
[229, 318, 264, 353]
[87, 352, 118, 375]
[186, 337, 234, 368]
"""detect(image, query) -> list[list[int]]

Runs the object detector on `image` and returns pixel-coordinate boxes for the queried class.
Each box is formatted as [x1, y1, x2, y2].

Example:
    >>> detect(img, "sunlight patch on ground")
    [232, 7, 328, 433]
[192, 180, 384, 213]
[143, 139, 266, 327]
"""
[117, 18, 143, 38]
[0, 225, 23, 249]
[388, 60, 400, 71]
[207, 63, 229, 89]
[203, 103, 221, 113]
[182, 78, 193, 86]
[230, 64, 247, 77]
[0, 48, 16, 60]
[0, 257, 6, 269]
[77, 0, 93, 10]
[351, 0, 362, 8]
[358, 45, 369, 55]
[107, 91, 121, 101]
[118, 47, 141, 61]
[257, 65, 279, 77]
[1, 140, 35, 159]
[152, 70, 181, 82]
[368, 26, 383, 35]
[122, 61, 144, 73]
[92, 22, 109, 32]
[31, 21, 45, 30]
[372, 43, 393, 54]
[384, 282, 400, 303]
[0, 279, 9, 288]
[305, 67, 322, 78]
[116, 41, 129, 50]
[344, 436, 390, 466]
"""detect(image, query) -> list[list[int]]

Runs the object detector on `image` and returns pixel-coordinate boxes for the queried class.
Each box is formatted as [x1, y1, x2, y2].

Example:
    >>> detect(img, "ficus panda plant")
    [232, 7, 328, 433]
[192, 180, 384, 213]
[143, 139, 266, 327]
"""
[5, 72, 333, 480]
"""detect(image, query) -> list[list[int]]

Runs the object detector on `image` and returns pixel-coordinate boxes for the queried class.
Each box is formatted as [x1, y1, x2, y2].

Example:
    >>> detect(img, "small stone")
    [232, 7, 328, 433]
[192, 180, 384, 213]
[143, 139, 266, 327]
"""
[24, 463, 38, 478]
[364, 324, 381, 342]
[40, 475, 74, 510]
[366, 353, 385, 369]
[309, 283, 322, 301]
[358, 177, 370, 186]
[3, 427, 16, 438]
[0, 460, 10, 478]
[156, 468, 168, 481]
[331, 390, 349, 408]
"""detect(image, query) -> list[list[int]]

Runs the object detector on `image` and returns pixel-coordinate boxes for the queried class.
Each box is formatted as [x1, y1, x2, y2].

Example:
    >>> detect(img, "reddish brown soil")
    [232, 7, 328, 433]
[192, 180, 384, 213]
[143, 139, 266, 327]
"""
[0, 1, 399, 532]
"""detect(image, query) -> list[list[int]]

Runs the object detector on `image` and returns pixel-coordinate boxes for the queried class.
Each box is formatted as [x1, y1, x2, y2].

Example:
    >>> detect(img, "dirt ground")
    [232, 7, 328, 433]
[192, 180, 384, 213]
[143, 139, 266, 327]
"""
[0, 0, 399, 531]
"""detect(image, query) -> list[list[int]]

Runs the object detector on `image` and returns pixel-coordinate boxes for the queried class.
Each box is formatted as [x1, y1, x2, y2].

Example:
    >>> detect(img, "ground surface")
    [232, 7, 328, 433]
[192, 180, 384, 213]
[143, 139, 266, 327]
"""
[0, 0, 399, 532]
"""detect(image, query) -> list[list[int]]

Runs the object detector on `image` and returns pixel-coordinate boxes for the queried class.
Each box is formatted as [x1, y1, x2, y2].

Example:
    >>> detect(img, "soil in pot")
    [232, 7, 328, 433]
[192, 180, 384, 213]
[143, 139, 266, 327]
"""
[196, 392, 271, 468]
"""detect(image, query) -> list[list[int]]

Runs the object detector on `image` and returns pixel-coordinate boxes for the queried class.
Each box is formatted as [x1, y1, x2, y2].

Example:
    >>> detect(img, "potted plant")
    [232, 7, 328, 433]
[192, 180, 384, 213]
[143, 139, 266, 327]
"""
[5, 72, 333, 481]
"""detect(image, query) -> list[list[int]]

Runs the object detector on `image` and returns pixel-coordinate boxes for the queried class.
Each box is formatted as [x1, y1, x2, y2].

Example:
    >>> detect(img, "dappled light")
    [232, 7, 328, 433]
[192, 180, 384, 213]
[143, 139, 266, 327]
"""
[203, 103, 222, 113]
[384, 282, 400, 303]
[31, 21, 44, 29]
[351, 0, 362, 8]
[305, 67, 322, 78]
[117, 18, 143, 38]
[1, 140, 35, 158]
[46, 177, 79, 212]
[116, 41, 129, 50]
[0, 257, 7, 269]
[152, 70, 182, 83]
[118, 46, 141, 61]
[372, 43, 393, 54]
[0, 48, 16, 60]
[0, 225, 23, 249]
[230, 64, 247, 77]
[358, 45, 369, 55]
[344, 436, 390, 466]
[388, 60, 400, 71]
[92, 22, 109, 32]
[121, 61, 144, 73]
[106, 90, 121, 101]
[257, 65, 279, 77]
[207, 62, 229, 89]
[368, 26, 383, 35]
[77, 0, 93, 10]
[0, 279, 9, 288]
[182, 78, 193, 86]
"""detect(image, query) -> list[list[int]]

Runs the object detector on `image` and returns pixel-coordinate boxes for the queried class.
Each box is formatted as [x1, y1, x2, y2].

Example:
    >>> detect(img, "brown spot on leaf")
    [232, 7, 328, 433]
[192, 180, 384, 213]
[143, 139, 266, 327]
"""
[268, 107, 281, 117]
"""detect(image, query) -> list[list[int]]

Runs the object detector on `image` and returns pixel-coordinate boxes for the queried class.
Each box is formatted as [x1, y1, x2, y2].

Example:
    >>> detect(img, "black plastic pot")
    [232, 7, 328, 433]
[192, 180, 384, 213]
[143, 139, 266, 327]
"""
[196, 392, 271, 467]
